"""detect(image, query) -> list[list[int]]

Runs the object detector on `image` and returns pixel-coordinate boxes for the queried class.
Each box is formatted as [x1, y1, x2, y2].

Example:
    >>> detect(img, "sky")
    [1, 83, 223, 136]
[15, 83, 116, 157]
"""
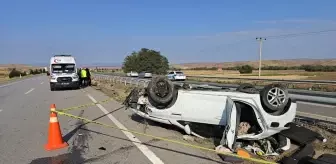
[1, 0, 336, 66]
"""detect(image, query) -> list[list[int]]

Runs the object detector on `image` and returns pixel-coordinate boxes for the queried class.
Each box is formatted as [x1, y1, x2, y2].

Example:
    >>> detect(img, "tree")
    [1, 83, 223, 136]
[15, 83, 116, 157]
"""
[8, 68, 22, 78]
[122, 48, 169, 74]
[238, 65, 253, 74]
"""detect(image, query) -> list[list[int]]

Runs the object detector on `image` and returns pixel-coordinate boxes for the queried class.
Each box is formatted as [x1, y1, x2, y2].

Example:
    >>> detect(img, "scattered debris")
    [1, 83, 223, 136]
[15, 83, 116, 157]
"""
[238, 122, 251, 136]
[98, 147, 106, 151]
[183, 135, 195, 142]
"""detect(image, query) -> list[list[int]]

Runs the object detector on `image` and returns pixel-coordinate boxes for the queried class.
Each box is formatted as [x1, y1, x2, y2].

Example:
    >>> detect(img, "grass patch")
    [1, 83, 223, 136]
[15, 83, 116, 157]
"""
[91, 78, 137, 103]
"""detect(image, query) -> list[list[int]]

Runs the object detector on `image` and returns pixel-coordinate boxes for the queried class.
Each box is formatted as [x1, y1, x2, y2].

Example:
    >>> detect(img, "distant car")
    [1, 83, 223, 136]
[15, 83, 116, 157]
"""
[124, 77, 296, 151]
[138, 72, 152, 78]
[167, 71, 186, 81]
[126, 71, 138, 77]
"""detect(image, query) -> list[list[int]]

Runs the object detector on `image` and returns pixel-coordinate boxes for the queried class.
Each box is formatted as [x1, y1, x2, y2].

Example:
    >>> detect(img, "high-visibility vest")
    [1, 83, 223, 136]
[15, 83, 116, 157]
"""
[81, 69, 87, 78]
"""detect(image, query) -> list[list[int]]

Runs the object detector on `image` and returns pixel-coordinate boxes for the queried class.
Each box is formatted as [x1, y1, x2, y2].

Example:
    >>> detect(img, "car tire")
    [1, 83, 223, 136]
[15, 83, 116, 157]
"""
[50, 86, 55, 91]
[147, 76, 175, 105]
[237, 83, 258, 94]
[260, 83, 289, 116]
[182, 83, 192, 90]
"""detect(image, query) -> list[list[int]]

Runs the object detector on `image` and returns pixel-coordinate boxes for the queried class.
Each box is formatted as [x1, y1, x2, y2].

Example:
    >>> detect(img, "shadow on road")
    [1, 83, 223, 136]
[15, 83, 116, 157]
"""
[29, 152, 83, 164]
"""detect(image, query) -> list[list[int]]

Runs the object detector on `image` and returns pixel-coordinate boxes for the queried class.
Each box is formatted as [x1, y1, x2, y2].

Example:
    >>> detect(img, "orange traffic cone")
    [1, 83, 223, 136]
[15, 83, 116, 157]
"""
[44, 104, 68, 151]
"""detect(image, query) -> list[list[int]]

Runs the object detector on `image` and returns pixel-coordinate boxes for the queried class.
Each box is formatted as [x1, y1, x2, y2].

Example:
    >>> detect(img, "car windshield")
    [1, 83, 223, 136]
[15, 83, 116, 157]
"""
[51, 64, 75, 73]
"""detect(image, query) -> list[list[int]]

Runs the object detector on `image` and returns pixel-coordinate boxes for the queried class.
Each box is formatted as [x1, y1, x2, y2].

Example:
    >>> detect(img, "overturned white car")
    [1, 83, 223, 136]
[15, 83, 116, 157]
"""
[124, 76, 296, 150]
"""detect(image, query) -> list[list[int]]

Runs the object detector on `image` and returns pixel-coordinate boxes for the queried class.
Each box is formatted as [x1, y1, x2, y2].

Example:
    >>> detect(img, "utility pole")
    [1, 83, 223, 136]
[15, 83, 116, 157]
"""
[256, 37, 266, 77]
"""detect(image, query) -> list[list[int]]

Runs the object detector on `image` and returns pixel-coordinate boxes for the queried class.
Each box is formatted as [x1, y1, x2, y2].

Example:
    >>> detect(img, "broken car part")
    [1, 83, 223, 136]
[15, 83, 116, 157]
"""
[279, 123, 327, 146]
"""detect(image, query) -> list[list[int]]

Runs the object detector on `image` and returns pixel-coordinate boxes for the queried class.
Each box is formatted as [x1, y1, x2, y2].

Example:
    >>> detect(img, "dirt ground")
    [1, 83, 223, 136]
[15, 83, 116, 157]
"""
[183, 70, 336, 80]
[182, 70, 336, 92]
[91, 78, 336, 163]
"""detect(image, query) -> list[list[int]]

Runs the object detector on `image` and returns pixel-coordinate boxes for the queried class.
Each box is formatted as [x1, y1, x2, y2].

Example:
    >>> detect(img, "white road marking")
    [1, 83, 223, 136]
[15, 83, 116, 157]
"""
[0, 109, 2, 112]
[87, 94, 164, 164]
[40, 82, 44, 84]
[0, 81, 22, 88]
[0, 76, 40, 89]
[297, 101, 335, 108]
[25, 88, 35, 94]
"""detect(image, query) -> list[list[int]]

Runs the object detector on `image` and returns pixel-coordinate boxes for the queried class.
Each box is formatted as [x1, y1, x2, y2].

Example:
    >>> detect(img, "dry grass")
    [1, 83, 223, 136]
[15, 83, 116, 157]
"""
[183, 70, 336, 80]
[173, 59, 336, 69]
[182, 70, 336, 91]
[187, 77, 336, 92]
[90, 78, 136, 102]
[90, 78, 336, 163]
[0, 64, 43, 84]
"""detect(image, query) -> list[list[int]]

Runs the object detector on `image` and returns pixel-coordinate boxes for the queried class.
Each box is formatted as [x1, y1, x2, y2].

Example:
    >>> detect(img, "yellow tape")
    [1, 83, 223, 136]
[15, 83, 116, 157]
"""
[57, 98, 114, 112]
[54, 110, 277, 164]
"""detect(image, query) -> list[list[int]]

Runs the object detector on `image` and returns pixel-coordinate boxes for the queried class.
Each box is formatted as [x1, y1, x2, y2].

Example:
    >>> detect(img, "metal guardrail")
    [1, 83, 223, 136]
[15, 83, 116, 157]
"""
[187, 75, 336, 85]
[93, 72, 336, 97]
[93, 71, 336, 85]
[92, 74, 336, 106]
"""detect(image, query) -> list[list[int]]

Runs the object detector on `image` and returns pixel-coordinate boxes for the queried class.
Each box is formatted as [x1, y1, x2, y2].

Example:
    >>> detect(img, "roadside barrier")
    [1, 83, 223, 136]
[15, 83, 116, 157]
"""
[49, 103, 279, 164]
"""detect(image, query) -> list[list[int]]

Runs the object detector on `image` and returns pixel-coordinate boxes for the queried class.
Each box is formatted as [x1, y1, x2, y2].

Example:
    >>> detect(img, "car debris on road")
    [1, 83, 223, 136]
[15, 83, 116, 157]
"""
[123, 76, 335, 163]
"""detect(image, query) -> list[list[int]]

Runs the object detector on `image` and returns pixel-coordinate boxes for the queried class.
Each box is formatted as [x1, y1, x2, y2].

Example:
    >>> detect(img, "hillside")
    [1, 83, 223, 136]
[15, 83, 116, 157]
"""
[0, 64, 42, 76]
[172, 59, 336, 69]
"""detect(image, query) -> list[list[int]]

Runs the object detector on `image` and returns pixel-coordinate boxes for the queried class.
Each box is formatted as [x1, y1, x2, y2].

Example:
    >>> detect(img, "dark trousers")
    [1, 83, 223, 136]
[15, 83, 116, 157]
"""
[82, 77, 88, 86]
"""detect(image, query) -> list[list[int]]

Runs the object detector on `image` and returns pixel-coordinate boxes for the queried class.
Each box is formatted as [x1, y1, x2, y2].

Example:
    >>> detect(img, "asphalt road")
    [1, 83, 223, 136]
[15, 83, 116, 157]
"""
[0, 76, 335, 164]
[0, 76, 225, 164]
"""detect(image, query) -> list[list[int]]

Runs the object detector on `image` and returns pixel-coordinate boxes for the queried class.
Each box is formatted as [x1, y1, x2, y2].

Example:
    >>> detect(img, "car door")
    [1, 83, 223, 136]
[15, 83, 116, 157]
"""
[220, 97, 239, 150]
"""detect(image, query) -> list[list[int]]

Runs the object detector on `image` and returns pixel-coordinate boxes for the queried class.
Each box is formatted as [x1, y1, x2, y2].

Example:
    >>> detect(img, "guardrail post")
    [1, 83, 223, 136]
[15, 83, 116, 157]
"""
[124, 79, 127, 85]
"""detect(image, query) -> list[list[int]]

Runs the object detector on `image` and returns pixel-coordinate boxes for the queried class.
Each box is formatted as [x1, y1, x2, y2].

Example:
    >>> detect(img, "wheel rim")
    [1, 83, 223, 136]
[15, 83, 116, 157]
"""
[154, 80, 169, 98]
[267, 87, 287, 109]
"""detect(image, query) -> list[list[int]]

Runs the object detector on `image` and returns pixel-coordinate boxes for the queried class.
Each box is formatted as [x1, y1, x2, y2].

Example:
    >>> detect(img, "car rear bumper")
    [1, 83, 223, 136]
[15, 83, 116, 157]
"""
[50, 81, 80, 88]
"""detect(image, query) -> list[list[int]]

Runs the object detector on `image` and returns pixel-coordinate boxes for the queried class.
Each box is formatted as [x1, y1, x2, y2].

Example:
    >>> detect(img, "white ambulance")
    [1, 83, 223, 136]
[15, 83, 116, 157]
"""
[49, 55, 80, 91]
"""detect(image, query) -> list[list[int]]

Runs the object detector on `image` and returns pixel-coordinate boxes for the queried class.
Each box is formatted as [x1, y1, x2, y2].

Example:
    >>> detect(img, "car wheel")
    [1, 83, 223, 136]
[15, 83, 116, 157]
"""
[182, 83, 192, 90]
[50, 86, 55, 91]
[260, 83, 289, 115]
[147, 76, 175, 105]
[237, 83, 258, 94]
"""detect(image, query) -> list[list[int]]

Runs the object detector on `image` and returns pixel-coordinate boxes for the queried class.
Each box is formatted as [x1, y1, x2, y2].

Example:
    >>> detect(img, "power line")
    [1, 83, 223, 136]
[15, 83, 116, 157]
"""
[263, 29, 336, 39]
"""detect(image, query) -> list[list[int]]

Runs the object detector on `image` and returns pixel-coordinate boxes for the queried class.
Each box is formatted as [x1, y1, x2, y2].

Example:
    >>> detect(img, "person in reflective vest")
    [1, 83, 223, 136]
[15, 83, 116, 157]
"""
[80, 68, 87, 86]
[78, 68, 82, 86]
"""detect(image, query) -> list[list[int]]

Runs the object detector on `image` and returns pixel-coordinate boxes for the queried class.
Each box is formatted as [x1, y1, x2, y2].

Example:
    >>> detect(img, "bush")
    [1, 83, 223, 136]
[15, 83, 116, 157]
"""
[28, 68, 43, 75]
[238, 65, 253, 74]
[8, 68, 22, 78]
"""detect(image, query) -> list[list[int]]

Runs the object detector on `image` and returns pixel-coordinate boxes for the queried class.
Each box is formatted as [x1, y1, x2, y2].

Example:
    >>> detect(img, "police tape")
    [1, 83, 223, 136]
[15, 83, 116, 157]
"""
[54, 110, 278, 164]
[57, 98, 114, 112]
